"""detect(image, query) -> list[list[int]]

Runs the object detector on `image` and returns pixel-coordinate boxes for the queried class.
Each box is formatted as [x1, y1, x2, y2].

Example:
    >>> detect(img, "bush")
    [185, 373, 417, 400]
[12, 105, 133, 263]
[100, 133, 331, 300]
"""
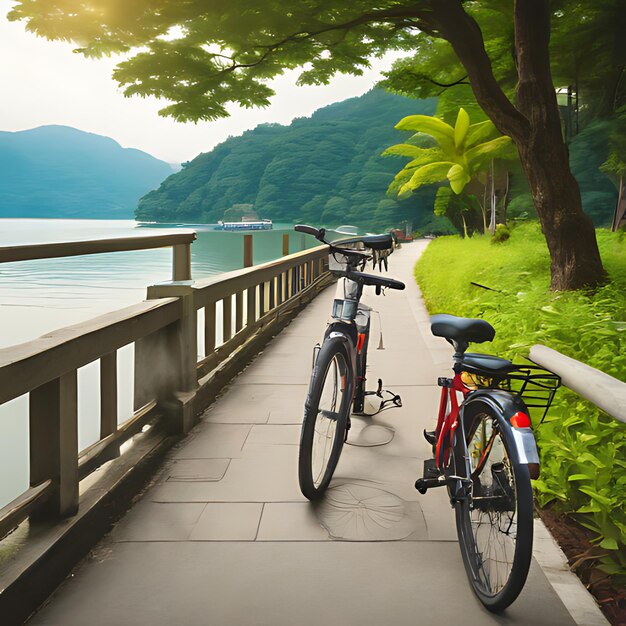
[415, 222, 626, 584]
[491, 223, 511, 243]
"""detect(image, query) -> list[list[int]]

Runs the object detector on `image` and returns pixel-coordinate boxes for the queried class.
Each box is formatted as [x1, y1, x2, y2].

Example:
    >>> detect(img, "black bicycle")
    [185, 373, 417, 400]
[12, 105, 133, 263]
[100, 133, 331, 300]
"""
[295, 225, 405, 501]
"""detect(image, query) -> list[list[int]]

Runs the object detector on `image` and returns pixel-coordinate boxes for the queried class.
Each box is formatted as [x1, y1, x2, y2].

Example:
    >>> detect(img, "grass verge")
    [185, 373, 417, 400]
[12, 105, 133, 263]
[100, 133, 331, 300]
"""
[415, 222, 626, 619]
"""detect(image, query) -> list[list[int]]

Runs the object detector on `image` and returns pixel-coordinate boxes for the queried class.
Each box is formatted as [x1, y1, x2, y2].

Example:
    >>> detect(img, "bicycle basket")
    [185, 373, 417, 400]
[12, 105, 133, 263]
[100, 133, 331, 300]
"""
[464, 366, 561, 423]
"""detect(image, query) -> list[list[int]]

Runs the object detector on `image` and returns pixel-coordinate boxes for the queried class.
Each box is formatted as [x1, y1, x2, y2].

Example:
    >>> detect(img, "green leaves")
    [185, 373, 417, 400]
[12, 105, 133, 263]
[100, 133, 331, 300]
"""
[454, 108, 470, 149]
[385, 107, 515, 199]
[447, 163, 471, 194]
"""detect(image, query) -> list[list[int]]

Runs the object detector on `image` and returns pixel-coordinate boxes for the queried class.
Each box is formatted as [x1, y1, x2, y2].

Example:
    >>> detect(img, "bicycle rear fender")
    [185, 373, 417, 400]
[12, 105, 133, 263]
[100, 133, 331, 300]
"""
[462, 390, 540, 477]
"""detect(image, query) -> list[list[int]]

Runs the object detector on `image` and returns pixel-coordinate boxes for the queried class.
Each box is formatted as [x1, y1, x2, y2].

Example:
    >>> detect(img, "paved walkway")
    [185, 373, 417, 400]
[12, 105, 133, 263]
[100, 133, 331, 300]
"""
[30, 243, 579, 625]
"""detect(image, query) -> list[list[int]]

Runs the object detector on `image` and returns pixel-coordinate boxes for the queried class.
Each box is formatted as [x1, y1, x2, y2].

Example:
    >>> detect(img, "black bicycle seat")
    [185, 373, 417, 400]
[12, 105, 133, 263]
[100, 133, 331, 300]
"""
[461, 353, 514, 374]
[334, 233, 394, 251]
[430, 314, 495, 344]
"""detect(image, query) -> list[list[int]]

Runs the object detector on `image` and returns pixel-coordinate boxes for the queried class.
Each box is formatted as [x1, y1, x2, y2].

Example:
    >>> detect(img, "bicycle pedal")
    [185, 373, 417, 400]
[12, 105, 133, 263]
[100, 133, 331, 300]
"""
[423, 458, 441, 479]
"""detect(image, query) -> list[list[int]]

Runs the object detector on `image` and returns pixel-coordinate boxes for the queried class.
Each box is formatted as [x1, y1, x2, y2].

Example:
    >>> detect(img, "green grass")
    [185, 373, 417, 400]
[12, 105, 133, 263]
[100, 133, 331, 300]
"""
[415, 222, 626, 581]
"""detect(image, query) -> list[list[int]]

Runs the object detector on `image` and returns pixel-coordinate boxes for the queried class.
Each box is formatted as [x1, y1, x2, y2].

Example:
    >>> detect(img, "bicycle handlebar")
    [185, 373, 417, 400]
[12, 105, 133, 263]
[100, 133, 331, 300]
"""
[294, 224, 325, 240]
[348, 271, 405, 291]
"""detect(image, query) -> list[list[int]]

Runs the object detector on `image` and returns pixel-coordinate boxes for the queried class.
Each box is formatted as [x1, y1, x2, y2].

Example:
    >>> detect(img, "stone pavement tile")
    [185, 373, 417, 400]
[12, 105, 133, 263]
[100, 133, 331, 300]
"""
[109, 502, 206, 542]
[168, 423, 252, 460]
[149, 445, 303, 503]
[242, 370, 311, 384]
[30, 542, 576, 626]
[418, 488, 459, 542]
[189, 503, 263, 541]
[332, 452, 424, 503]
[200, 383, 271, 423]
[245, 424, 300, 446]
[165, 459, 230, 482]
[257, 503, 330, 541]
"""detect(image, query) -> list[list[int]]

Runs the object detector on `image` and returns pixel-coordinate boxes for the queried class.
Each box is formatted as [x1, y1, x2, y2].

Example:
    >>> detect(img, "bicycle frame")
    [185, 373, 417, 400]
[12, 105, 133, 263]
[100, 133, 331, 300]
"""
[433, 371, 542, 503]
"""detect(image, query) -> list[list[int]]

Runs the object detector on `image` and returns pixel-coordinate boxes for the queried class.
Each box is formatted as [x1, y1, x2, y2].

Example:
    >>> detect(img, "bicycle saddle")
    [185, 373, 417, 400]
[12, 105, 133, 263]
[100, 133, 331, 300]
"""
[461, 353, 515, 374]
[430, 314, 495, 344]
[335, 233, 394, 251]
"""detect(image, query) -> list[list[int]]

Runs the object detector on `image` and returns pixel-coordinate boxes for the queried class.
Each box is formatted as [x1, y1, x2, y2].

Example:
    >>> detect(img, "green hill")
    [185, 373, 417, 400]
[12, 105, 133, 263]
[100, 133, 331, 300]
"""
[137, 89, 439, 230]
[0, 126, 174, 219]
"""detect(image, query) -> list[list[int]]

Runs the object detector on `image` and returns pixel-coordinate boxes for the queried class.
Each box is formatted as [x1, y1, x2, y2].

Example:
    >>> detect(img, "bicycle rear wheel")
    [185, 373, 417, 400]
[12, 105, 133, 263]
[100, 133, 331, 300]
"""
[298, 338, 353, 501]
[454, 405, 534, 612]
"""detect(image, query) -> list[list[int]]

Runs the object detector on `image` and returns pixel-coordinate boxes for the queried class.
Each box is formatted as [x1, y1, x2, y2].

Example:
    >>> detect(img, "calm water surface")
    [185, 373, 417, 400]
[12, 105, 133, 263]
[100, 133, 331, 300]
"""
[0, 219, 314, 506]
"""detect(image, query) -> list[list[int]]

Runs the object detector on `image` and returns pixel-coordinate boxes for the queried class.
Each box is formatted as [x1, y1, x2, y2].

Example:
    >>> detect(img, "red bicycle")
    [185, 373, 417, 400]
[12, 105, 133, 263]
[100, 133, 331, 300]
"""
[415, 314, 560, 612]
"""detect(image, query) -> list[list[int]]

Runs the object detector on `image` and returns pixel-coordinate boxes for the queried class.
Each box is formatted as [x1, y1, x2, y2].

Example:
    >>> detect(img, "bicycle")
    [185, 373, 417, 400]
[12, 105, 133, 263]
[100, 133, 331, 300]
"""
[295, 224, 405, 501]
[415, 314, 560, 612]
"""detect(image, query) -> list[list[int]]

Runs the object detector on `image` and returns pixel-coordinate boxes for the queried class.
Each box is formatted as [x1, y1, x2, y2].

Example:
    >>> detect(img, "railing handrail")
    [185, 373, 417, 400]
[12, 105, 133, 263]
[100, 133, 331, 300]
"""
[0, 297, 180, 406]
[529, 344, 626, 424]
[189, 244, 326, 308]
[0, 231, 197, 263]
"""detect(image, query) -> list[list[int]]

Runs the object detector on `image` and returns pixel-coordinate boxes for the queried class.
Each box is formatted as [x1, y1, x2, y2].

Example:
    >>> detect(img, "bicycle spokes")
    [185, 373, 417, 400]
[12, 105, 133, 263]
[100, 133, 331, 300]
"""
[467, 417, 518, 596]
[310, 354, 346, 487]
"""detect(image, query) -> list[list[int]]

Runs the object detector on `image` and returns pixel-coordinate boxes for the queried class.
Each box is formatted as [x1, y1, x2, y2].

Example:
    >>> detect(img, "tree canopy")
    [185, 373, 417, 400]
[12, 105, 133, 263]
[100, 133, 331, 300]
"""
[10, 0, 614, 288]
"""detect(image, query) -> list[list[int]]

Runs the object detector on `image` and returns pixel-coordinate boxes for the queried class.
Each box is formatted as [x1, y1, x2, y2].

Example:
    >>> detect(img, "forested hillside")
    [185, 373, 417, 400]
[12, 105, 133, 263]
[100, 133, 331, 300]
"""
[137, 90, 440, 230]
[0, 126, 173, 219]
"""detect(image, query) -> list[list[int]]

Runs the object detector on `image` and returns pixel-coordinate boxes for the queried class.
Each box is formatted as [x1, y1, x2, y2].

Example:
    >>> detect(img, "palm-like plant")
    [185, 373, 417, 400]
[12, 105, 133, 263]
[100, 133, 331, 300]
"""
[384, 108, 516, 204]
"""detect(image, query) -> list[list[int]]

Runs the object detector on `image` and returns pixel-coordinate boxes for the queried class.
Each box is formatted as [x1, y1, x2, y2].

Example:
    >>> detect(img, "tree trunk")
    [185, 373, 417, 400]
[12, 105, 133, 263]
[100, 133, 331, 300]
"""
[513, 0, 605, 290]
[612, 176, 626, 232]
[489, 160, 496, 235]
[430, 0, 606, 290]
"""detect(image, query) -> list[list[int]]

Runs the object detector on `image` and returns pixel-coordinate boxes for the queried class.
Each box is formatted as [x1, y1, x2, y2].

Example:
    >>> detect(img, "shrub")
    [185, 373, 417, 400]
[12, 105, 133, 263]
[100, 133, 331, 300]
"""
[491, 224, 511, 244]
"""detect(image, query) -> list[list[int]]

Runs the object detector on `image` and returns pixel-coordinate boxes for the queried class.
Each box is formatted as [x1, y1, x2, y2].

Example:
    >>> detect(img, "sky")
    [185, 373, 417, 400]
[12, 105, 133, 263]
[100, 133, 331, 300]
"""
[0, 1, 403, 164]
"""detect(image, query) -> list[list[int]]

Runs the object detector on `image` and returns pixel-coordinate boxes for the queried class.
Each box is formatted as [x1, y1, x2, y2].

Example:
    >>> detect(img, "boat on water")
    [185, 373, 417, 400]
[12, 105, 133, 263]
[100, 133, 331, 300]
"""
[216, 219, 273, 231]
[334, 225, 359, 236]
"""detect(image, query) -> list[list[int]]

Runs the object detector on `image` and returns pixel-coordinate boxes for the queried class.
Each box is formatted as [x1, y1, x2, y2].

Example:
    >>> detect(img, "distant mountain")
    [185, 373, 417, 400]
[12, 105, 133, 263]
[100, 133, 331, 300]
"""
[137, 90, 439, 231]
[0, 126, 174, 219]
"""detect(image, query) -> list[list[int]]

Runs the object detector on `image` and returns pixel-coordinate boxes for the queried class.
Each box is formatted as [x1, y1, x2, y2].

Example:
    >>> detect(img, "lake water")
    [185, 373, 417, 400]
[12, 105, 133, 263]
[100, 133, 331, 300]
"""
[0, 219, 316, 507]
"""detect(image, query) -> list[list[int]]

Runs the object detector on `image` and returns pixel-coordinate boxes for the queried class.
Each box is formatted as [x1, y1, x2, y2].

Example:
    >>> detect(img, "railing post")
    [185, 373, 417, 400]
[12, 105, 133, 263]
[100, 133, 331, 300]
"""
[223, 296, 233, 343]
[172, 243, 192, 281]
[205, 301, 216, 354]
[282, 233, 289, 256]
[100, 351, 120, 461]
[29, 371, 79, 520]
[243, 235, 253, 268]
[144, 281, 197, 433]
[247, 286, 257, 326]
[235, 291, 244, 332]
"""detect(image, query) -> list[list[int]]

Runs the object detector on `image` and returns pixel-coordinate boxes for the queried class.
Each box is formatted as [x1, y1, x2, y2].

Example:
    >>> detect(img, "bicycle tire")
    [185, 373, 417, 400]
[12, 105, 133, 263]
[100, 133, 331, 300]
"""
[298, 337, 353, 501]
[453, 403, 534, 612]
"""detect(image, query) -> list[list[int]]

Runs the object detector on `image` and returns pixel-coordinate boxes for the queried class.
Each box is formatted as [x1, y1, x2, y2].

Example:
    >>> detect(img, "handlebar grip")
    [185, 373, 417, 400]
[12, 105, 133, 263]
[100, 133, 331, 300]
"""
[294, 224, 321, 237]
[386, 278, 405, 290]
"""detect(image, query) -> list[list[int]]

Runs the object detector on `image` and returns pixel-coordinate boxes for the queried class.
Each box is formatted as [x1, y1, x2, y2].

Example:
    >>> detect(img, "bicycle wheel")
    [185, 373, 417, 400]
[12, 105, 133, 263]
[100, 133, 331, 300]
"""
[298, 337, 353, 501]
[454, 405, 534, 612]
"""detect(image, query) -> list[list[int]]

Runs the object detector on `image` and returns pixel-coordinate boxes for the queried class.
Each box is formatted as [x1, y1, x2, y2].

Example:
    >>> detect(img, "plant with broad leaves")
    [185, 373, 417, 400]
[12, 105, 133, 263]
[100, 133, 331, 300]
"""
[383, 108, 516, 200]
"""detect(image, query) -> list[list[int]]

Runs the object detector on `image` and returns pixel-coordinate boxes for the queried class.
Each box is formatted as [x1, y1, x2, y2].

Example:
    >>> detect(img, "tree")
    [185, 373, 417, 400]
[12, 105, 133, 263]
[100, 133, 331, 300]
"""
[9, 0, 606, 288]
[384, 108, 516, 234]
[600, 107, 626, 231]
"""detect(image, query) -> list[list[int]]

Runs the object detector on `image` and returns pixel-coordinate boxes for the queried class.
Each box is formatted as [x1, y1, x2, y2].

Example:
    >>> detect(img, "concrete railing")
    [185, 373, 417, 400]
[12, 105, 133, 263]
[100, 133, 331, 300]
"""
[529, 345, 626, 424]
[0, 235, 331, 542]
[0, 231, 197, 280]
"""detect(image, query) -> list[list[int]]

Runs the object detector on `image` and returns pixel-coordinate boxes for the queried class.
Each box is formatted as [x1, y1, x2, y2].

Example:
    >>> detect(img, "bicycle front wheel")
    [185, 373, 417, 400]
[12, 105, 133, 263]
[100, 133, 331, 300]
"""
[454, 405, 534, 612]
[298, 338, 353, 501]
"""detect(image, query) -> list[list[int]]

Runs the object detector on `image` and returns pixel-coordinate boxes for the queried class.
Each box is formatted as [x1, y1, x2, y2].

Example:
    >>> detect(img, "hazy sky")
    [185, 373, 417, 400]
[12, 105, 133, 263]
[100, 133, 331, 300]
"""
[1, 1, 403, 164]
